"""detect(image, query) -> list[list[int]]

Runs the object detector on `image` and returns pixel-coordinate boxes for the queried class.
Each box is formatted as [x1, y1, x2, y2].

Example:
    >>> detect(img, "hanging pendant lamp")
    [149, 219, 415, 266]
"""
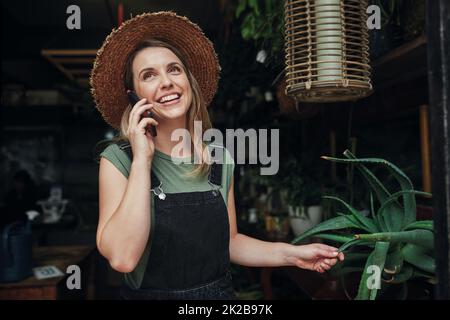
[284, 0, 373, 102]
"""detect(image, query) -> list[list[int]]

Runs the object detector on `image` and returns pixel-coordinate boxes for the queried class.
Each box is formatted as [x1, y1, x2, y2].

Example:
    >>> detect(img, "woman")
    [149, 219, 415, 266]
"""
[91, 12, 344, 300]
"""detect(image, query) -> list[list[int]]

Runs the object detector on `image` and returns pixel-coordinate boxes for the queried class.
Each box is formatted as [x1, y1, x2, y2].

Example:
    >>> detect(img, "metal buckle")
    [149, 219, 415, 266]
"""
[151, 182, 166, 200]
[208, 180, 219, 196]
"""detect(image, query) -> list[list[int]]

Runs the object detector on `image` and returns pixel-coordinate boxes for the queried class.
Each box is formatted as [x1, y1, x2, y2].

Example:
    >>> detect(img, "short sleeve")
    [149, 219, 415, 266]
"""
[223, 147, 235, 193]
[99, 143, 132, 179]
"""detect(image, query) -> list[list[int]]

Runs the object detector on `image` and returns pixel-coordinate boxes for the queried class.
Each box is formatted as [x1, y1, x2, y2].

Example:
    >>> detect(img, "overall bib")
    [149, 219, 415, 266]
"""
[116, 142, 235, 300]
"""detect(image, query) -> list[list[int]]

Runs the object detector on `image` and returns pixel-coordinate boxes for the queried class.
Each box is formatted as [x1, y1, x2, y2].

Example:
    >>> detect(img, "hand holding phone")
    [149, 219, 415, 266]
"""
[127, 90, 157, 137]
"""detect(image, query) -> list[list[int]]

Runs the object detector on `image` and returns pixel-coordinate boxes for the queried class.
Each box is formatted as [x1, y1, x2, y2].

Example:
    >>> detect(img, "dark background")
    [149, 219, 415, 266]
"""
[0, 0, 436, 299]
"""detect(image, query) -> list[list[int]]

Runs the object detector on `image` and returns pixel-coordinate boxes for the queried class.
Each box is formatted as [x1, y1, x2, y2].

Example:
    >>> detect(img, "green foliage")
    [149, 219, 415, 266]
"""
[235, 0, 285, 64]
[291, 150, 435, 300]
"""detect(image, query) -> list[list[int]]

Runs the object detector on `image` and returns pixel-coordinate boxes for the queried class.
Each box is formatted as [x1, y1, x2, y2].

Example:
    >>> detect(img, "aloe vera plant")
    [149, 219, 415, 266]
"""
[291, 150, 435, 300]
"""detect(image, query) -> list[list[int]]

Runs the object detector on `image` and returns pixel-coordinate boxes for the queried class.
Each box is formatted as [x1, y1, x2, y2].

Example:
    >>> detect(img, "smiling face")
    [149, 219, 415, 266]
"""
[132, 46, 192, 121]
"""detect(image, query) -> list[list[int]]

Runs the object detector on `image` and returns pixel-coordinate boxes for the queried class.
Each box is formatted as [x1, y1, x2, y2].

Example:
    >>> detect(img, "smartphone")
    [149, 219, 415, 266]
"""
[127, 90, 157, 137]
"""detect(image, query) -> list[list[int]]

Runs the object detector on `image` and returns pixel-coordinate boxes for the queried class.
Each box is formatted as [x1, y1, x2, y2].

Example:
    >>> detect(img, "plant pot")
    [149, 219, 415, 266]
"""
[307, 205, 323, 226]
[289, 216, 313, 237]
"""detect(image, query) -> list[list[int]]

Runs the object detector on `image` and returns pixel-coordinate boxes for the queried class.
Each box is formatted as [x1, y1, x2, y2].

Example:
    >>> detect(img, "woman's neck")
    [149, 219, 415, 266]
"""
[153, 116, 192, 158]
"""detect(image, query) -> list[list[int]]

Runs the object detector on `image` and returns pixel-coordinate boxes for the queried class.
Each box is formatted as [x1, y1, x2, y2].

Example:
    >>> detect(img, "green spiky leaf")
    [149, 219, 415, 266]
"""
[356, 242, 390, 300]
[291, 215, 361, 244]
[323, 196, 379, 233]
[404, 220, 434, 232]
[323, 153, 404, 231]
[356, 230, 434, 250]
[343, 150, 417, 228]
[312, 233, 355, 243]
[378, 190, 431, 232]
[402, 243, 436, 274]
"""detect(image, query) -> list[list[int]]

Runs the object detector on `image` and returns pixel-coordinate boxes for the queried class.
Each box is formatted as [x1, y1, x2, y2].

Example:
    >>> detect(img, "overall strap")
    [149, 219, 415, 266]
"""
[116, 141, 160, 187]
[208, 163, 222, 186]
[207, 144, 223, 187]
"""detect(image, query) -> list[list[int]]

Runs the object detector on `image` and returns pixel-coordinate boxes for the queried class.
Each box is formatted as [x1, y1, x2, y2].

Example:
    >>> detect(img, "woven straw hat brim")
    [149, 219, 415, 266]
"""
[90, 11, 220, 129]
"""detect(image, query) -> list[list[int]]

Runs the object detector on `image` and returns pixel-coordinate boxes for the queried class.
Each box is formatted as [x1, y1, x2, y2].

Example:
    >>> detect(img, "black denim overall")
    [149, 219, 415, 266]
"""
[116, 142, 235, 300]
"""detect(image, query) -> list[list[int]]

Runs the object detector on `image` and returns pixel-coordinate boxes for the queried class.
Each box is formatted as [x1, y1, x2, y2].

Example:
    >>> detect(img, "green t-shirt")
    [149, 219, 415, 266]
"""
[99, 142, 235, 289]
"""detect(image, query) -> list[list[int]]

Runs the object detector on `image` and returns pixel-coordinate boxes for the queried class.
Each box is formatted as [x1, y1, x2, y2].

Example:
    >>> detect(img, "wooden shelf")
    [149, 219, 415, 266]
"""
[374, 35, 427, 66]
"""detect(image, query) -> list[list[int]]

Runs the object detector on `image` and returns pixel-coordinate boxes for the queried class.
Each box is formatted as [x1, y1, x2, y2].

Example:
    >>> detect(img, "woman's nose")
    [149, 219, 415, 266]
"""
[160, 73, 174, 89]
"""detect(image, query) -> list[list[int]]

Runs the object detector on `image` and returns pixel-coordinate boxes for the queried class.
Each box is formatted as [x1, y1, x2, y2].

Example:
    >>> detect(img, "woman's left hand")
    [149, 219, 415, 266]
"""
[284, 243, 345, 273]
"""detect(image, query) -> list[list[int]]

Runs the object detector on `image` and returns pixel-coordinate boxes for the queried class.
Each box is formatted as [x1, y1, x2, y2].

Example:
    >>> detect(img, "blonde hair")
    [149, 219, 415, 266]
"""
[109, 39, 212, 177]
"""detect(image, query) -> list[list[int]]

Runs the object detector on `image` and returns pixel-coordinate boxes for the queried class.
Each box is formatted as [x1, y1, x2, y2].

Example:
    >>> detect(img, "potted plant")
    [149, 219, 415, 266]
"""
[291, 150, 435, 300]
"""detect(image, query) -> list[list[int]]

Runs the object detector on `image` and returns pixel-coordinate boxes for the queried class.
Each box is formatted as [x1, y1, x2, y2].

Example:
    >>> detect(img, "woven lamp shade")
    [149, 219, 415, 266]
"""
[284, 0, 373, 102]
[276, 76, 319, 119]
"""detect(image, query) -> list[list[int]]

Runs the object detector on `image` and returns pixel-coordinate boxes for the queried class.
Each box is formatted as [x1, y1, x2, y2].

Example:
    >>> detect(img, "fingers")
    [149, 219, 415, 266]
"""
[327, 246, 344, 261]
[317, 243, 340, 253]
[136, 104, 155, 124]
[322, 258, 338, 267]
[128, 97, 148, 123]
[138, 117, 159, 133]
[317, 244, 345, 261]
[321, 262, 332, 271]
[318, 248, 340, 259]
[316, 246, 344, 271]
[133, 105, 156, 133]
[318, 250, 344, 266]
[129, 100, 155, 129]
[314, 260, 331, 273]
[316, 264, 326, 273]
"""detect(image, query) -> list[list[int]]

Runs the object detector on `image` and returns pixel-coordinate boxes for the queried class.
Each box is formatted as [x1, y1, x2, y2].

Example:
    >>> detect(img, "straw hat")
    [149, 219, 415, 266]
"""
[90, 11, 220, 129]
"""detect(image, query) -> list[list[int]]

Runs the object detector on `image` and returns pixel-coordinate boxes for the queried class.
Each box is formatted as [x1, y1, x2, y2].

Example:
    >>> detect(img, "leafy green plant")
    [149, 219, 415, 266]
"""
[279, 158, 307, 207]
[235, 0, 285, 63]
[291, 149, 435, 300]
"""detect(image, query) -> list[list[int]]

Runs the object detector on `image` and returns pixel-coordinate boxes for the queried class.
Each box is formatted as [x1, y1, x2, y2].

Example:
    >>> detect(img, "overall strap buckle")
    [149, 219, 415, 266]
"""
[207, 144, 224, 195]
[151, 181, 166, 200]
[208, 161, 223, 197]
[116, 141, 165, 200]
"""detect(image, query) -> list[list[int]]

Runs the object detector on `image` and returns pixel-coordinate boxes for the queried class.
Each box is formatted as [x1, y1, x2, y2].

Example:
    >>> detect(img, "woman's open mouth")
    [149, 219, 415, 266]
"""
[156, 93, 182, 106]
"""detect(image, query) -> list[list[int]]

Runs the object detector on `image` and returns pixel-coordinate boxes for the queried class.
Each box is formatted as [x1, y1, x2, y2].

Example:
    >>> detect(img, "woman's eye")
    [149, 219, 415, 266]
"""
[143, 73, 154, 80]
[169, 66, 181, 73]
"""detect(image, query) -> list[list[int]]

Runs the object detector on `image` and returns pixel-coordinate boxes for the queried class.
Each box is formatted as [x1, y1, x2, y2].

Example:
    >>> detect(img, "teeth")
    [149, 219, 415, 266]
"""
[159, 94, 179, 103]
